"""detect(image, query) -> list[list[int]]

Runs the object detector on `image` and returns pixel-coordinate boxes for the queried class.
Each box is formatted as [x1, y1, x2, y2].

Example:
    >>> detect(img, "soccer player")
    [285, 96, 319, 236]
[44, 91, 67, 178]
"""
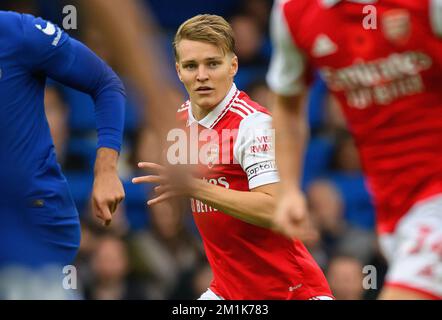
[267, 0, 442, 299]
[0, 10, 125, 286]
[132, 14, 333, 300]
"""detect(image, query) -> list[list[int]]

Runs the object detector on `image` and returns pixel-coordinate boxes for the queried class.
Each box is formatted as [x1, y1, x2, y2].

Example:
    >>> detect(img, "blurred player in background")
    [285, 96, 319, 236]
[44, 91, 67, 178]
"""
[133, 14, 333, 300]
[79, 0, 183, 153]
[267, 0, 442, 299]
[0, 11, 125, 298]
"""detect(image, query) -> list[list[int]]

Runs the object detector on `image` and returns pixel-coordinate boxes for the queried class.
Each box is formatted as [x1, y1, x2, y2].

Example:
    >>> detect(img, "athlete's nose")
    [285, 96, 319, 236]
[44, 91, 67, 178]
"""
[196, 65, 209, 82]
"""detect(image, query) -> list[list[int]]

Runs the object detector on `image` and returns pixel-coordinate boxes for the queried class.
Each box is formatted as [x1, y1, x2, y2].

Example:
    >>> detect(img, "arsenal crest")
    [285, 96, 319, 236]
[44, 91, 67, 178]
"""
[205, 144, 219, 169]
[382, 9, 411, 46]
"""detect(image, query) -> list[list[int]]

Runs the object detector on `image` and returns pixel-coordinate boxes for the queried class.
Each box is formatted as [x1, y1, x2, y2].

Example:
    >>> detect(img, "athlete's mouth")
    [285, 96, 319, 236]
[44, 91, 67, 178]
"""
[196, 86, 214, 92]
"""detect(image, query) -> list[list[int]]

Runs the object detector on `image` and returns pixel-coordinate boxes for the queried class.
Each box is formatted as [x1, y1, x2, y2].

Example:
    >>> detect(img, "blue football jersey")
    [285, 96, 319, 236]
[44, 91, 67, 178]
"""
[0, 11, 125, 267]
[0, 11, 77, 215]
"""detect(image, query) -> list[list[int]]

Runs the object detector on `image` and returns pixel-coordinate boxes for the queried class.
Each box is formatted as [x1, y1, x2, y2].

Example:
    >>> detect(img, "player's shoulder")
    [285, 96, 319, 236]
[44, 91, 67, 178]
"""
[18, 12, 53, 30]
[280, 0, 314, 19]
[236, 91, 271, 115]
[0, 11, 25, 42]
[282, 0, 313, 10]
[22, 13, 66, 45]
[0, 11, 49, 33]
[177, 100, 190, 113]
[0, 10, 22, 25]
[229, 91, 272, 130]
[176, 100, 190, 123]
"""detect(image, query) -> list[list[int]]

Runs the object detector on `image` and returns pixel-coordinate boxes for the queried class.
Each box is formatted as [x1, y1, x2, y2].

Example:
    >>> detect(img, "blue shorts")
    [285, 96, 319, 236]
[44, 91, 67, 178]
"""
[0, 205, 81, 268]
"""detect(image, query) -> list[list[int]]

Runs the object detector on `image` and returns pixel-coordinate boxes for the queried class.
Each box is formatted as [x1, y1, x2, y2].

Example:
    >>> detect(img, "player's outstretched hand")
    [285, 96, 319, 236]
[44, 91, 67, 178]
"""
[274, 187, 308, 238]
[132, 162, 193, 206]
[92, 148, 125, 226]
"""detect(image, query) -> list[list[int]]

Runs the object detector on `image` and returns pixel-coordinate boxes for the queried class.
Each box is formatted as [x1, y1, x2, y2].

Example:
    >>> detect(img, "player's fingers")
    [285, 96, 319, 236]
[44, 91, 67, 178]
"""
[147, 191, 180, 206]
[132, 175, 166, 184]
[109, 200, 117, 214]
[276, 209, 301, 238]
[283, 201, 306, 222]
[138, 162, 166, 173]
[92, 202, 102, 220]
[116, 188, 125, 202]
[287, 210, 304, 225]
[286, 212, 308, 235]
[117, 190, 125, 206]
[154, 184, 173, 195]
[280, 223, 299, 239]
[98, 203, 113, 226]
[274, 203, 293, 226]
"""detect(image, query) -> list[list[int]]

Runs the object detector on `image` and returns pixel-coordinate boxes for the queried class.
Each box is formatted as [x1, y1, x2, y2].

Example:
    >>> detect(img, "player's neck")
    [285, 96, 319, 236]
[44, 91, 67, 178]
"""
[190, 82, 235, 121]
[191, 104, 214, 121]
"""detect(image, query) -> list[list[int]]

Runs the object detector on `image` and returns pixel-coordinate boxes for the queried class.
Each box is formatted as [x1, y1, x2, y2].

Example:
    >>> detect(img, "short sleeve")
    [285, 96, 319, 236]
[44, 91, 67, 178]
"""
[234, 112, 280, 190]
[266, 0, 307, 96]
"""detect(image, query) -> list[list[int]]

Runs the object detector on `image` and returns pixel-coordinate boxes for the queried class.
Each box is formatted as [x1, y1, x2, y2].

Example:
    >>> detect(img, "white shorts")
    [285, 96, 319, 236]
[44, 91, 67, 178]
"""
[197, 288, 334, 300]
[379, 194, 442, 299]
[198, 288, 224, 300]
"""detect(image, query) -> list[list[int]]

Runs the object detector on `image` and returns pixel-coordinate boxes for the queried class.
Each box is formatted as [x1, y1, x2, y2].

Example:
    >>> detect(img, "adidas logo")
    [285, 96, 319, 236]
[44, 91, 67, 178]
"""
[288, 284, 303, 291]
[312, 34, 338, 58]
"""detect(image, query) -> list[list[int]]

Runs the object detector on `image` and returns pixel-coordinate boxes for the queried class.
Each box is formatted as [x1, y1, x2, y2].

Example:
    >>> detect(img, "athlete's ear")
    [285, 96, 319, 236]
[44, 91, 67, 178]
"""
[176, 62, 183, 82]
[230, 54, 238, 78]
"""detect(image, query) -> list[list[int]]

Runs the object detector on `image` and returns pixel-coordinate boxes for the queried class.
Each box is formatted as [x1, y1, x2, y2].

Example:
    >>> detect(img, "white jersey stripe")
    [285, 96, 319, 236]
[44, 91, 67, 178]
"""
[228, 107, 246, 119]
[178, 100, 190, 112]
[232, 102, 252, 116]
[210, 90, 240, 128]
[177, 106, 190, 112]
[230, 105, 248, 117]
[235, 99, 255, 114]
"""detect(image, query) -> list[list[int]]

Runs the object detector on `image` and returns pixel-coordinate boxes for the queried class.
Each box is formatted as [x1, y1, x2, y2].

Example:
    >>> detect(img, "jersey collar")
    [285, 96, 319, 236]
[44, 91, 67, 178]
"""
[322, 0, 377, 8]
[188, 83, 239, 129]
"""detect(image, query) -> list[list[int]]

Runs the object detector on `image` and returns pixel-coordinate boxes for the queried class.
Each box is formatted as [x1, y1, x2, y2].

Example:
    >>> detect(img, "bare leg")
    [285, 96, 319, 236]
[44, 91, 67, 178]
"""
[379, 286, 438, 300]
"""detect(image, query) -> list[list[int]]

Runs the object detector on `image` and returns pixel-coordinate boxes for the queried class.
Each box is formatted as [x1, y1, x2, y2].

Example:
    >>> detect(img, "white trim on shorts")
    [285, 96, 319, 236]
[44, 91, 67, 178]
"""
[379, 194, 442, 298]
[198, 288, 225, 300]
[198, 289, 334, 300]
[308, 295, 335, 300]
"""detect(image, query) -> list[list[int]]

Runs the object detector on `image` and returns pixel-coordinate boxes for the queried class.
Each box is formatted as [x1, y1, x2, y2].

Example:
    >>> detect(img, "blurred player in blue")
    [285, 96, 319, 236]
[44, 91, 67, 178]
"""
[0, 11, 125, 297]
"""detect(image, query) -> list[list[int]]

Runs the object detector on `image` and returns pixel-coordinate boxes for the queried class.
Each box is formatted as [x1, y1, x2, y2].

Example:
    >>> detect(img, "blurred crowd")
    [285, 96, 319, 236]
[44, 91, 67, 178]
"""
[1, 0, 387, 300]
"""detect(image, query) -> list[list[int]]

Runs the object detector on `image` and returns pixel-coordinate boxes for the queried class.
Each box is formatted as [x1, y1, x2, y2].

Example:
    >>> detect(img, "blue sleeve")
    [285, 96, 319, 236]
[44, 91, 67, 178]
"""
[19, 14, 125, 153]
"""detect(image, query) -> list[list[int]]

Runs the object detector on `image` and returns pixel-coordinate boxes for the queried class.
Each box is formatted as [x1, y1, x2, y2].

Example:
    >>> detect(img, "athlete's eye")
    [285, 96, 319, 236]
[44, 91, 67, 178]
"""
[183, 63, 197, 70]
[208, 61, 220, 68]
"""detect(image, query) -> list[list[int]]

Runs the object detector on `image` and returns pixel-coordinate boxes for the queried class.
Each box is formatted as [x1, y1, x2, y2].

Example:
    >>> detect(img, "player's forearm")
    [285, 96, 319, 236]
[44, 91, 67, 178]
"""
[40, 36, 126, 153]
[190, 179, 276, 229]
[272, 93, 308, 190]
[94, 147, 119, 174]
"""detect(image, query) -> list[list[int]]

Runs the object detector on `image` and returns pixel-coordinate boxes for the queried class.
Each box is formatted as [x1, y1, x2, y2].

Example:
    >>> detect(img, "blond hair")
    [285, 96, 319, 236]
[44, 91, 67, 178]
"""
[173, 14, 235, 61]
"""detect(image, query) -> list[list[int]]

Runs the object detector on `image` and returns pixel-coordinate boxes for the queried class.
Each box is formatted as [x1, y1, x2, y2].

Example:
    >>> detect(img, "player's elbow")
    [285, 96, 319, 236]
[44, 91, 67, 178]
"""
[102, 66, 126, 98]
[92, 61, 127, 101]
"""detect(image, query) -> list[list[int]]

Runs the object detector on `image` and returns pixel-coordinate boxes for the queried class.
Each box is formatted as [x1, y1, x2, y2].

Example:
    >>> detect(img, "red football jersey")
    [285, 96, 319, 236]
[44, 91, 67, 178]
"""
[175, 84, 332, 299]
[268, 0, 442, 234]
